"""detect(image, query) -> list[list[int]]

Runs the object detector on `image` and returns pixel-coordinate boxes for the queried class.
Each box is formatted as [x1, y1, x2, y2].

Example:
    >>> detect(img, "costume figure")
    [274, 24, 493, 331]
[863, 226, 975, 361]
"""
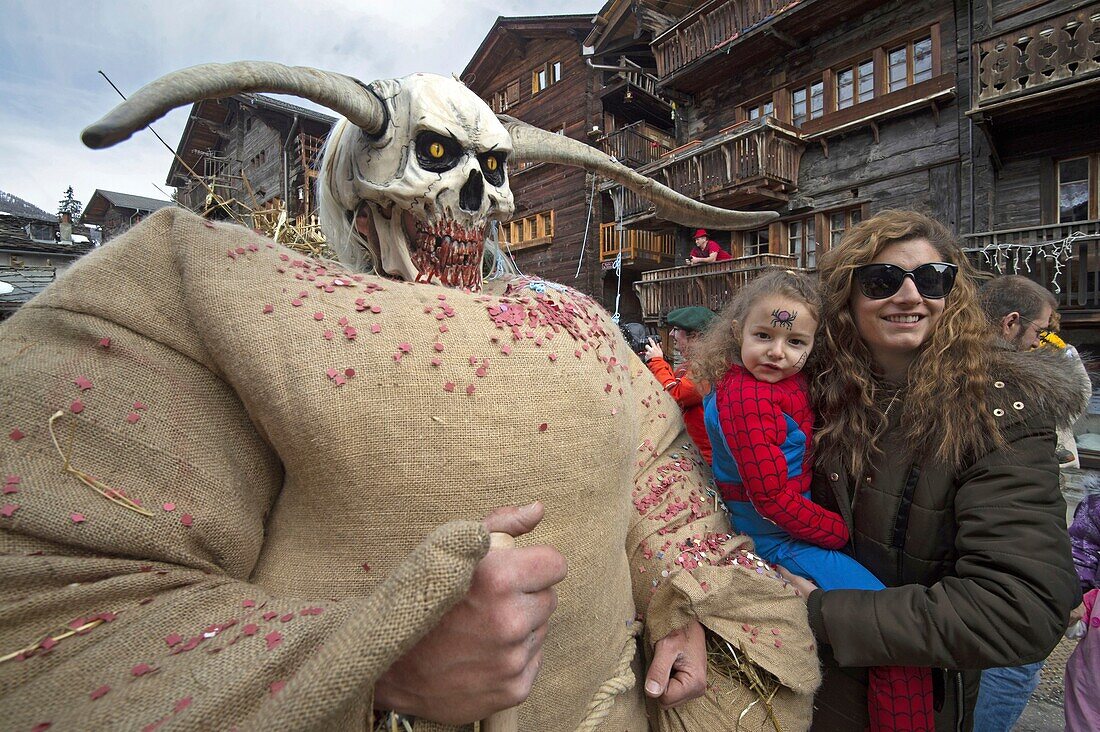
[0, 63, 819, 731]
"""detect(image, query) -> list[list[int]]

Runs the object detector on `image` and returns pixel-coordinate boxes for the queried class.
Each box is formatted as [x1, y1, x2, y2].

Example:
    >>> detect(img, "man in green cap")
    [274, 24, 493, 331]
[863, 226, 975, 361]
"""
[643, 306, 716, 463]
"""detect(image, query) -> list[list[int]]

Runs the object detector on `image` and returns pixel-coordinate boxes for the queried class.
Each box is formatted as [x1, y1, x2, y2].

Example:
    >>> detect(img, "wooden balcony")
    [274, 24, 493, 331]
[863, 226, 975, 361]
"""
[635, 253, 798, 322]
[652, 0, 883, 93]
[964, 219, 1100, 322]
[972, 5, 1100, 114]
[599, 223, 676, 269]
[599, 121, 675, 169]
[610, 117, 804, 226]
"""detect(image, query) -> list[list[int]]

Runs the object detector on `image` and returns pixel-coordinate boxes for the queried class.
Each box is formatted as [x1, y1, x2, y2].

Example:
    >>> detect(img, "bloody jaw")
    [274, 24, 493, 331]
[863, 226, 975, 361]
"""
[410, 219, 486, 291]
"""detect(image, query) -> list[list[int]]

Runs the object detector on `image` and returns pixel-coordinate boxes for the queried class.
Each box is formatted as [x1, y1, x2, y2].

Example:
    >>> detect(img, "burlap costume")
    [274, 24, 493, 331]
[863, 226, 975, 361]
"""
[0, 209, 818, 730]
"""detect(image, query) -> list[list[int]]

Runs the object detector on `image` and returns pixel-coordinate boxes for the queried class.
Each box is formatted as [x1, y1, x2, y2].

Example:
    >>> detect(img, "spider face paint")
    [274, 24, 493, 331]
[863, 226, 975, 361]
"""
[740, 295, 817, 384]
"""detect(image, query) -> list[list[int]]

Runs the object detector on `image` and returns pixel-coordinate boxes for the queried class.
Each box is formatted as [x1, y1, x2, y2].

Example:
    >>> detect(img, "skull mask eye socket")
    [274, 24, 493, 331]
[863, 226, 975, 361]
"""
[478, 152, 507, 187]
[415, 130, 462, 172]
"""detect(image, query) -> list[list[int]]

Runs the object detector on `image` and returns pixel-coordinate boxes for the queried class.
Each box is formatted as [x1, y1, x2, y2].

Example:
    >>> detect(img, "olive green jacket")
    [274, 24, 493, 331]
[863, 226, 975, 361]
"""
[807, 345, 1088, 731]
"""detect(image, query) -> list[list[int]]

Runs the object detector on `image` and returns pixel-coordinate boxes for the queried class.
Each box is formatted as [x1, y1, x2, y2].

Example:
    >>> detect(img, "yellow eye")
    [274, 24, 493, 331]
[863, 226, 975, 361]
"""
[429, 142, 445, 158]
[486, 156, 498, 171]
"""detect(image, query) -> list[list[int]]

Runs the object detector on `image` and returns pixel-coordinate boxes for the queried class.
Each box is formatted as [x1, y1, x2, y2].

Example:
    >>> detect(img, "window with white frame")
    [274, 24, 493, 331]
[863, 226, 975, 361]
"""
[745, 227, 770, 256]
[787, 217, 817, 268]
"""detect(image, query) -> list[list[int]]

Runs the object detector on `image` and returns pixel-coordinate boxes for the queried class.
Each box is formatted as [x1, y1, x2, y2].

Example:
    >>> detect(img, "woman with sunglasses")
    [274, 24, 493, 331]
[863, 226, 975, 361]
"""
[788, 210, 1086, 730]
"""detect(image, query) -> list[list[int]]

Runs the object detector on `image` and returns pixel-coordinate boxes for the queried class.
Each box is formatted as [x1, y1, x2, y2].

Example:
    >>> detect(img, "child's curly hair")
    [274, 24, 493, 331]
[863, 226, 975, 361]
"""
[690, 268, 822, 390]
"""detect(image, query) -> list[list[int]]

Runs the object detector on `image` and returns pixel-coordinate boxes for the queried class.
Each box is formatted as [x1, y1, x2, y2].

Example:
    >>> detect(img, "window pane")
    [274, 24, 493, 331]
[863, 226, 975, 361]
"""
[806, 218, 816, 268]
[764, 100, 774, 116]
[749, 106, 760, 120]
[889, 46, 907, 92]
[788, 221, 802, 259]
[913, 37, 933, 84]
[830, 212, 846, 246]
[1059, 158, 1091, 222]
[792, 88, 807, 127]
[552, 61, 562, 82]
[850, 208, 861, 225]
[837, 68, 854, 109]
[810, 81, 824, 119]
[858, 59, 875, 101]
[539, 69, 547, 88]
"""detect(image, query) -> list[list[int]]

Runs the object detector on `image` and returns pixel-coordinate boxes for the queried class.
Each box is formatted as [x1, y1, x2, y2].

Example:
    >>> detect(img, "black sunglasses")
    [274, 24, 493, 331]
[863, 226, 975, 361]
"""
[853, 262, 959, 300]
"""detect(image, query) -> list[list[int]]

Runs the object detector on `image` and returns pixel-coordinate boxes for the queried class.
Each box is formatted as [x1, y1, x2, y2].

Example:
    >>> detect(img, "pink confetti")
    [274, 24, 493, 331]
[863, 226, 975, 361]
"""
[70, 513, 86, 524]
[430, 357, 442, 367]
[279, 613, 294, 623]
[269, 680, 286, 696]
[4, 475, 18, 485]
[370, 304, 382, 313]
[162, 502, 176, 512]
[74, 376, 93, 391]
[361, 563, 371, 572]
[39, 637, 58, 651]
[370, 323, 381, 334]
[325, 368, 339, 379]
[2, 484, 17, 495]
[126, 412, 141, 424]
[398, 342, 412, 353]
[174, 697, 193, 713]
[322, 330, 334, 341]
[243, 599, 256, 608]
[344, 368, 356, 378]
[90, 685, 111, 700]
[180, 514, 193, 527]
[265, 631, 283, 650]
[333, 375, 346, 386]
[465, 384, 476, 396]
[262, 304, 274, 314]
[31, 724, 52, 732]
[70, 400, 85, 414]
[133, 401, 147, 411]
[242, 623, 259, 636]
[538, 423, 548, 432]
[338, 316, 349, 326]
[263, 611, 278, 621]
[313, 312, 325, 321]
[433, 342, 444, 352]
[9, 429, 24, 441]
[131, 663, 155, 677]
[344, 326, 358, 340]
[291, 299, 303, 307]
[165, 633, 183, 647]
[443, 382, 455, 393]
[0, 504, 18, 518]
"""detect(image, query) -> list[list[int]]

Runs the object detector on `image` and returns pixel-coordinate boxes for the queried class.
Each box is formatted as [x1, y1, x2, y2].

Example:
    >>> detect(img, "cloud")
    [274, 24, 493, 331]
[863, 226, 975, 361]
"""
[0, 0, 599, 212]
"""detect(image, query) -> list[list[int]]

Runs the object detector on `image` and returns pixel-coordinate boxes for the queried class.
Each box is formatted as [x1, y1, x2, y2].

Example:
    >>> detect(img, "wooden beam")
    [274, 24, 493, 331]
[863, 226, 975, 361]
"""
[765, 25, 800, 49]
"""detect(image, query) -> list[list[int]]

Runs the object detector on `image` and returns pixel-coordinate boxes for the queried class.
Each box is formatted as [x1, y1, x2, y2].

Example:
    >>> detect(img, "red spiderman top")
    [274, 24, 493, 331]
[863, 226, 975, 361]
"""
[704, 364, 849, 550]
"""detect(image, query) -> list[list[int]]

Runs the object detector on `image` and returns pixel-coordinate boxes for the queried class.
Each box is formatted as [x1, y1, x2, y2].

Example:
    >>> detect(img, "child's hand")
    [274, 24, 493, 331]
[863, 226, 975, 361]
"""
[643, 338, 664, 362]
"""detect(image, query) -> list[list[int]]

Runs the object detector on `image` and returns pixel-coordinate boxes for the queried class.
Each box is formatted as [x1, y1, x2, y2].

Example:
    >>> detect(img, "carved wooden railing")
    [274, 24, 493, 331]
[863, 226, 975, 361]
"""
[612, 117, 803, 222]
[964, 220, 1100, 310]
[973, 5, 1100, 108]
[653, 0, 796, 79]
[635, 253, 798, 321]
[600, 121, 675, 168]
[599, 223, 676, 265]
[613, 56, 665, 99]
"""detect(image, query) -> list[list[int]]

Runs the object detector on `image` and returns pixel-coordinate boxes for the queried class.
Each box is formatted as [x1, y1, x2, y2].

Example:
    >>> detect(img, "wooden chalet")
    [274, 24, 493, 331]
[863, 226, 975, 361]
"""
[0, 211, 95, 321]
[577, 0, 1100, 349]
[82, 190, 173, 243]
[462, 16, 623, 311]
[167, 94, 334, 243]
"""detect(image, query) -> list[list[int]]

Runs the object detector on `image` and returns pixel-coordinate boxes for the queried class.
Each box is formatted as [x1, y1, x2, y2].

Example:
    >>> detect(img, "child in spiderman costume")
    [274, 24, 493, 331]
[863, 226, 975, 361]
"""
[693, 269, 935, 731]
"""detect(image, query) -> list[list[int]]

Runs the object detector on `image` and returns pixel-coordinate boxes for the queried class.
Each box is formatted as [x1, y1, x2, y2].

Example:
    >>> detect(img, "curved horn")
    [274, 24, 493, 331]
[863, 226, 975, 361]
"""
[501, 116, 777, 231]
[82, 61, 386, 149]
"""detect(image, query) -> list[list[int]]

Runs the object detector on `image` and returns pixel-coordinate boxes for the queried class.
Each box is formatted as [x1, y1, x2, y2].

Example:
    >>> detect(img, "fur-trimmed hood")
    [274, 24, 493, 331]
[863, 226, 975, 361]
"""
[988, 341, 1092, 429]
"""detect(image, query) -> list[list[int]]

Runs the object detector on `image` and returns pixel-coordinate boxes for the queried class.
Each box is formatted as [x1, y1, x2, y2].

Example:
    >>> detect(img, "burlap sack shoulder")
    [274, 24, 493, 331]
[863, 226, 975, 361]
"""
[0, 208, 817, 731]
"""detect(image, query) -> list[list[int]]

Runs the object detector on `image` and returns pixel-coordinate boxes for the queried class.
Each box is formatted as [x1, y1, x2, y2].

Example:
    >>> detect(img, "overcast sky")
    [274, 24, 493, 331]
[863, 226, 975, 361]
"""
[0, 0, 601, 215]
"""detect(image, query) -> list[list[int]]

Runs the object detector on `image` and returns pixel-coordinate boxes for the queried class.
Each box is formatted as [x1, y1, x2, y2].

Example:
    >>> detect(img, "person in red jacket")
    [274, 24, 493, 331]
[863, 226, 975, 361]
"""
[686, 229, 733, 265]
[643, 306, 714, 464]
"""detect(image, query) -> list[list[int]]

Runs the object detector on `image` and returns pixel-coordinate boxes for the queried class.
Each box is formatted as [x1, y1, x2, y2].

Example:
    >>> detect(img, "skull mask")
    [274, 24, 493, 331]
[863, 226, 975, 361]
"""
[326, 74, 514, 290]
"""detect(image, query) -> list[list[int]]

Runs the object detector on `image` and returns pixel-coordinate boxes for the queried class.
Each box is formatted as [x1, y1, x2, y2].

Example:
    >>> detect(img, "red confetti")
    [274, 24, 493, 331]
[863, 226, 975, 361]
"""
[538, 423, 548, 432]
[9, 428, 24, 441]
[133, 401, 147, 411]
[31, 724, 52, 732]
[74, 376, 93, 391]
[125, 412, 141, 424]
[131, 662, 155, 677]
[70, 400, 85, 414]
[165, 633, 183, 647]
[370, 323, 381, 334]
[174, 697, 193, 713]
[162, 502, 175, 512]
[4, 475, 18, 485]
[242, 623, 259, 636]
[313, 312, 325, 321]
[90, 685, 111, 700]
[243, 599, 256, 608]
[2, 484, 16, 495]
[465, 384, 476, 396]
[39, 637, 57, 651]
[265, 631, 283, 650]
[322, 330, 334, 341]
[1, 504, 18, 517]
[98, 337, 111, 348]
[262, 304, 274, 314]
[344, 368, 356, 378]
[361, 563, 371, 572]
[70, 513, 86, 524]
[443, 382, 455, 393]
[300, 607, 324, 616]
[180, 514, 193, 527]
[269, 680, 286, 696]
[280, 613, 294, 623]
[263, 611, 278, 621]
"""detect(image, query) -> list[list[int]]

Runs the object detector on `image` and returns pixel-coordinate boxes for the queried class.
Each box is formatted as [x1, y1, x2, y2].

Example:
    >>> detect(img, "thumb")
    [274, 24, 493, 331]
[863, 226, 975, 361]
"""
[482, 501, 544, 538]
[644, 638, 678, 697]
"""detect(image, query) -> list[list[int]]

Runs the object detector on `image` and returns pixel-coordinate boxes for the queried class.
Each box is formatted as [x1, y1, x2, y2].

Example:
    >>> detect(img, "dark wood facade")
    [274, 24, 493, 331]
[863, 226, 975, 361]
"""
[462, 16, 621, 312]
[82, 190, 173, 243]
[576, 0, 1100, 344]
[167, 95, 333, 237]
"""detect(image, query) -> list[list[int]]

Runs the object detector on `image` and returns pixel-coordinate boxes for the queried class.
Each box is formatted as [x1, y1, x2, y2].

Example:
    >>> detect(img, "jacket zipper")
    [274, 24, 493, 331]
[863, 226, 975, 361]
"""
[955, 670, 964, 732]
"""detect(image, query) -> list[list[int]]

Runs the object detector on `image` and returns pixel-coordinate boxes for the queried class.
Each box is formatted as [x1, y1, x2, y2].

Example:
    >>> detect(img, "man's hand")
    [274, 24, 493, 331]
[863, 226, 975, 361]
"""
[373, 502, 567, 724]
[776, 565, 818, 598]
[644, 619, 708, 709]
[643, 338, 665, 362]
[1069, 602, 1086, 626]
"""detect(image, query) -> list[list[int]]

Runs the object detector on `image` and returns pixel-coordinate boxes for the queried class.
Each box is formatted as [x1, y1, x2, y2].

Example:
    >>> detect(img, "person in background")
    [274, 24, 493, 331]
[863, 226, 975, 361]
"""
[686, 229, 732, 265]
[1065, 488, 1100, 730]
[643, 306, 715, 463]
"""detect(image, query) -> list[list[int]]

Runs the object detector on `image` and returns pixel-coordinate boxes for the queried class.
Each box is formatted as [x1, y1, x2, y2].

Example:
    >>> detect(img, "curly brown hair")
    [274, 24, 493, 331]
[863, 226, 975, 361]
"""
[814, 209, 1001, 478]
[691, 268, 822, 389]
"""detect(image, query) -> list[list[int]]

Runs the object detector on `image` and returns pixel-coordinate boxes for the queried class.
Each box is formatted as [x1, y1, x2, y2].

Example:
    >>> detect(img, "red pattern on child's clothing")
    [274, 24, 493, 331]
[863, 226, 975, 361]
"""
[714, 366, 849, 549]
